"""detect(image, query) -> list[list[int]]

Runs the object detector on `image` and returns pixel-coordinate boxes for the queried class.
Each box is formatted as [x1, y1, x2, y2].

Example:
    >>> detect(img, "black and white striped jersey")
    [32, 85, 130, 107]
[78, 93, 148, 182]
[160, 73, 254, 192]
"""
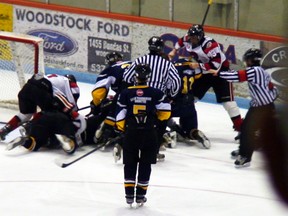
[123, 54, 181, 98]
[218, 66, 278, 107]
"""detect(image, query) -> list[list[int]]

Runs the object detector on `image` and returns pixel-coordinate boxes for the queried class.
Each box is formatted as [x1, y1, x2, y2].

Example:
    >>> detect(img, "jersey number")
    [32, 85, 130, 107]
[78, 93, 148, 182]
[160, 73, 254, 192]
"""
[133, 104, 146, 114]
[182, 76, 194, 94]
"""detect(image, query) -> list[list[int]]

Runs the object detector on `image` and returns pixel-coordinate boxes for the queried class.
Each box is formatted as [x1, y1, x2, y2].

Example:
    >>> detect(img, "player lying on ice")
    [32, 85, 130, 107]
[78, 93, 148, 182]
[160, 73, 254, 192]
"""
[4, 110, 86, 154]
[0, 73, 86, 153]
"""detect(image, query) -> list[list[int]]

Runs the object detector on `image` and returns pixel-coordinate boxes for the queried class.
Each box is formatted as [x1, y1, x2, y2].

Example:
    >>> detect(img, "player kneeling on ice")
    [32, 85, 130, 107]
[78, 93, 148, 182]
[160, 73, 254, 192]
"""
[115, 64, 171, 206]
[208, 48, 278, 168]
[166, 58, 210, 149]
[0, 74, 80, 141]
[5, 110, 86, 154]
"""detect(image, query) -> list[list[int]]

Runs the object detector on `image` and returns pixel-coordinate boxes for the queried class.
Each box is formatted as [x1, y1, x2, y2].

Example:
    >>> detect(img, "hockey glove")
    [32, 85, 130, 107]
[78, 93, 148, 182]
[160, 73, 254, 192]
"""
[89, 101, 101, 116]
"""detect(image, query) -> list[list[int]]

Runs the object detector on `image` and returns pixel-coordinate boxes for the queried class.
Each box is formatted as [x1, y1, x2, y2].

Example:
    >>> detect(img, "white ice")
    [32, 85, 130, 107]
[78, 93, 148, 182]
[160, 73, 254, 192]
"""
[0, 82, 287, 216]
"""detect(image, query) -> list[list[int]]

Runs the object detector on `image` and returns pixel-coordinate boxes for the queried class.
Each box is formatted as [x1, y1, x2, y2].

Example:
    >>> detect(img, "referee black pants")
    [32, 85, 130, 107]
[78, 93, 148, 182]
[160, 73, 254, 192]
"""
[239, 103, 275, 160]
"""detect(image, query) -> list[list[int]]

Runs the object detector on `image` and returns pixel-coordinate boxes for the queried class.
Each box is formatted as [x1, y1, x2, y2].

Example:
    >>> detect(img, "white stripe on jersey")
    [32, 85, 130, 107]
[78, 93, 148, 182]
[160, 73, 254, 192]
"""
[44, 74, 78, 110]
[219, 66, 278, 107]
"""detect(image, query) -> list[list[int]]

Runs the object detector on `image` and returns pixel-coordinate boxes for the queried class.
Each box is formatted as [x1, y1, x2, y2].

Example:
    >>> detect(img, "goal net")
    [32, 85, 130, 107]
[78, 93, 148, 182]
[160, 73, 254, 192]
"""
[0, 31, 45, 110]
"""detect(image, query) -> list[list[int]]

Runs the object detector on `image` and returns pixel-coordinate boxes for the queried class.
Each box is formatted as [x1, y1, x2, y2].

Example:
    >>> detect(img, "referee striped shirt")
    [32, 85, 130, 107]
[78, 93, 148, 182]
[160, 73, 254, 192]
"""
[123, 54, 181, 97]
[219, 66, 278, 107]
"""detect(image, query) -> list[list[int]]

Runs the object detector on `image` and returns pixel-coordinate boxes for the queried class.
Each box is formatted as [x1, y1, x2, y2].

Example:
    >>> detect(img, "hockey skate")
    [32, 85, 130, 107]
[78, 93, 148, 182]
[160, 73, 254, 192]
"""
[231, 149, 240, 159]
[126, 195, 134, 207]
[136, 195, 147, 207]
[157, 153, 165, 162]
[0, 126, 11, 141]
[190, 129, 211, 149]
[19, 122, 32, 137]
[162, 131, 177, 148]
[113, 143, 122, 163]
[234, 155, 251, 168]
[55, 134, 77, 154]
[6, 136, 29, 151]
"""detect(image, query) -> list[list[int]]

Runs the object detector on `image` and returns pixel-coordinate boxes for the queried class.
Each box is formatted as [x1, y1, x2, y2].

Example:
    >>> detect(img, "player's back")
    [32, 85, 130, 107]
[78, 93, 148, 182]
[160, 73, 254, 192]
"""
[96, 61, 132, 93]
[174, 59, 202, 96]
[121, 85, 165, 129]
[44, 74, 78, 107]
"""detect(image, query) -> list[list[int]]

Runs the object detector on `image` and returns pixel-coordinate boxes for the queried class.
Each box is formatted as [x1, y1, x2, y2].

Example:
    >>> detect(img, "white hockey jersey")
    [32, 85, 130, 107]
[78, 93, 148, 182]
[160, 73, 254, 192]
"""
[44, 74, 79, 111]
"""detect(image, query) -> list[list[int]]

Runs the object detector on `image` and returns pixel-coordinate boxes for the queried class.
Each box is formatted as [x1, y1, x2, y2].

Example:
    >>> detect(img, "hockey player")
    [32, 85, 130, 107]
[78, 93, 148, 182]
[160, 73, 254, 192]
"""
[169, 58, 210, 149]
[168, 24, 243, 138]
[124, 36, 181, 160]
[208, 48, 278, 168]
[88, 52, 132, 146]
[5, 110, 86, 154]
[116, 64, 171, 206]
[0, 73, 81, 141]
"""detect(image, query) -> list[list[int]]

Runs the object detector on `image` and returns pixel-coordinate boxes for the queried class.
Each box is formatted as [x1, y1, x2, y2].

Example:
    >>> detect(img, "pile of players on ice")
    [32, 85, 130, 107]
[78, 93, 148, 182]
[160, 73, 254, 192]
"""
[0, 24, 278, 206]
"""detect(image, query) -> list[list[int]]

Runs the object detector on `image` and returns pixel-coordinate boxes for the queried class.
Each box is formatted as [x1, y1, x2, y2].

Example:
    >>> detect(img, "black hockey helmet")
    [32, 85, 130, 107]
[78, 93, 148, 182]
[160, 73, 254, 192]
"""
[148, 36, 164, 53]
[187, 24, 204, 43]
[64, 74, 77, 83]
[243, 48, 262, 65]
[105, 52, 123, 66]
[135, 64, 151, 81]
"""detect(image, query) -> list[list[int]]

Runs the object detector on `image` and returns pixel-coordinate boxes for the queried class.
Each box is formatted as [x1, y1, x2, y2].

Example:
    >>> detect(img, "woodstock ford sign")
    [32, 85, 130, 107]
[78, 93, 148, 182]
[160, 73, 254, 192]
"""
[27, 29, 78, 56]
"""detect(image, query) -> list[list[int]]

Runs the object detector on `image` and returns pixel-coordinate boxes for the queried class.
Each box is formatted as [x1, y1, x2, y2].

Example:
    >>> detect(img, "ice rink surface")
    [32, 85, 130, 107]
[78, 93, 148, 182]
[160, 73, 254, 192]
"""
[0, 82, 287, 216]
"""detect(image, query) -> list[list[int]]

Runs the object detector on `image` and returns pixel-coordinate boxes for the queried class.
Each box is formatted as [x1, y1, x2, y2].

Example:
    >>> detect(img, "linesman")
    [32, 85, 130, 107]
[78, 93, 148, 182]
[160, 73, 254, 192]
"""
[208, 48, 278, 168]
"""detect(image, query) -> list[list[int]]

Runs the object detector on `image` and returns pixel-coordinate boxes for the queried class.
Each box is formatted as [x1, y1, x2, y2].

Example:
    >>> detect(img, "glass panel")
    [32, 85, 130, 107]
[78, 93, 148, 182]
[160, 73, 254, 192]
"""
[173, 0, 234, 29]
[49, 0, 106, 11]
[238, 0, 285, 36]
[140, 0, 170, 20]
[110, 0, 140, 16]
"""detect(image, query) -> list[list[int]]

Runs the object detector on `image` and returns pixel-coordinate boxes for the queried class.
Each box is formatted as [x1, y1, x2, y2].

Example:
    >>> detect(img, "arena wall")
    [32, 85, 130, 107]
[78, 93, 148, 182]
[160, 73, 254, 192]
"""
[0, 0, 286, 104]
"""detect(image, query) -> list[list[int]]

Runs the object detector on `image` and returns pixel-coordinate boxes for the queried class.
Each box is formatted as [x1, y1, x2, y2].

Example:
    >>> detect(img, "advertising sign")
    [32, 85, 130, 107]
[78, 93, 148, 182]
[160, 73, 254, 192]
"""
[13, 6, 132, 73]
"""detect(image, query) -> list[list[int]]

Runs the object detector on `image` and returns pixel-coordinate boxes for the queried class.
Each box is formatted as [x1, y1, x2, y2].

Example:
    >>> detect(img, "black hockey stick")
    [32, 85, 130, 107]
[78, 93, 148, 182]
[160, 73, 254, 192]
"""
[201, 0, 213, 26]
[55, 135, 122, 168]
[78, 105, 90, 111]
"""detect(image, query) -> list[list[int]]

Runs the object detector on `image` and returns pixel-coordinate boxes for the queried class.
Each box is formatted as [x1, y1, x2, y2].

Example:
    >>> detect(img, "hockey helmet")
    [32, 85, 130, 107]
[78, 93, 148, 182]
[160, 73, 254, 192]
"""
[187, 24, 204, 45]
[64, 74, 77, 83]
[243, 48, 262, 66]
[148, 36, 164, 53]
[105, 52, 123, 66]
[135, 64, 151, 81]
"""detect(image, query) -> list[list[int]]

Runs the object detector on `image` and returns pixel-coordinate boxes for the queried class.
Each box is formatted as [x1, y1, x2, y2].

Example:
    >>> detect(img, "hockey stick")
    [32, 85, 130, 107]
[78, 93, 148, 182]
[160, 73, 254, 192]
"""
[78, 105, 90, 111]
[201, 0, 213, 26]
[55, 135, 122, 168]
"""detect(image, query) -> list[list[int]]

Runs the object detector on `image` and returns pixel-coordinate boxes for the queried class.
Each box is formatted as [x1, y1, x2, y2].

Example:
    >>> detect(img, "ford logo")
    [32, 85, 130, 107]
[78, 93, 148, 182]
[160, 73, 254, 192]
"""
[27, 29, 78, 56]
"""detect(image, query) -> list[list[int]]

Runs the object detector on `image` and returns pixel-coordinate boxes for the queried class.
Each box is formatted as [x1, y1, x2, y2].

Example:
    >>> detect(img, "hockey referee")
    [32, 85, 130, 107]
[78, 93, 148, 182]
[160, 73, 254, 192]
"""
[123, 36, 181, 160]
[208, 48, 278, 168]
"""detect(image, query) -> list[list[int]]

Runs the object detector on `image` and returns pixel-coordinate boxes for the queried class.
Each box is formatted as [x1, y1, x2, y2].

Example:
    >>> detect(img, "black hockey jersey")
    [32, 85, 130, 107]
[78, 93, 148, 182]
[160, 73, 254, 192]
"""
[92, 61, 132, 106]
[116, 85, 171, 131]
